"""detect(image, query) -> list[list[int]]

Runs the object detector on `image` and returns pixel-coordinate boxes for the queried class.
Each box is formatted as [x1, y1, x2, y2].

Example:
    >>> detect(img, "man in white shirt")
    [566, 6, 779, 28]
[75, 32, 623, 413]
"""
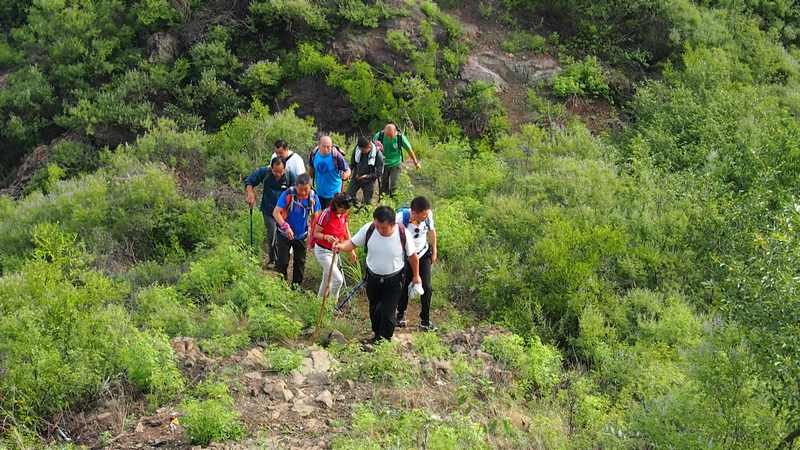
[395, 196, 438, 330]
[271, 139, 306, 180]
[335, 206, 421, 342]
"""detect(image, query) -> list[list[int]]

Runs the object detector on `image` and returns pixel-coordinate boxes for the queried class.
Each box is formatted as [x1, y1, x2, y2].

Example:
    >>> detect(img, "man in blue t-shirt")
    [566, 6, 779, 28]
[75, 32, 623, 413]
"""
[308, 135, 351, 209]
[245, 158, 295, 267]
[272, 173, 321, 286]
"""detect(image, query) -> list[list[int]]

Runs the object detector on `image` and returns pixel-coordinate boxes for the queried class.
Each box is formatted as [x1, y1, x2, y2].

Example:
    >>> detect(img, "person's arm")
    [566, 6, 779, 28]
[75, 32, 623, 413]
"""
[273, 205, 294, 240]
[402, 135, 420, 169]
[408, 253, 421, 284]
[346, 216, 357, 262]
[244, 167, 267, 207]
[339, 153, 351, 181]
[373, 152, 385, 180]
[307, 151, 316, 179]
[429, 228, 437, 264]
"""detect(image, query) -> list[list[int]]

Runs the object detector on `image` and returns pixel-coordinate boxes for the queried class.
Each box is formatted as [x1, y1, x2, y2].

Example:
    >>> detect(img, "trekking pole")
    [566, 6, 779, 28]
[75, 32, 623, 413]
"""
[312, 249, 338, 341]
[249, 207, 254, 248]
[336, 278, 366, 311]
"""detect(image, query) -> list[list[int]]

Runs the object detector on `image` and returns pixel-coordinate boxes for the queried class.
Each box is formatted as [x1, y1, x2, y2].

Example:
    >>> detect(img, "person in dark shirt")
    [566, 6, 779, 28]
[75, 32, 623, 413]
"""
[347, 136, 385, 205]
[245, 158, 295, 268]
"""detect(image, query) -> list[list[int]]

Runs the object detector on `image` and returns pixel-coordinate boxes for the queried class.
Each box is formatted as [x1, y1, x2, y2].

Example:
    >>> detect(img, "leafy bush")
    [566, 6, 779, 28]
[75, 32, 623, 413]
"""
[178, 242, 255, 304]
[120, 329, 185, 404]
[337, 0, 389, 28]
[501, 31, 546, 54]
[444, 81, 509, 141]
[264, 346, 304, 374]
[240, 60, 283, 98]
[135, 285, 198, 337]
[247, 305, 303, 342]
[412, 332, 450, 360]
[181, 382, 246, 445]
[482, 333, 562, 395]
[190, 39, 242, 81]
[332, 405, 489, 450]
[552, 56, 609, 98]
[0, 66, 56, 148]
[335, 341, 415, 385]
[250, 0, 329, 33]
[0, 225, 133, 425]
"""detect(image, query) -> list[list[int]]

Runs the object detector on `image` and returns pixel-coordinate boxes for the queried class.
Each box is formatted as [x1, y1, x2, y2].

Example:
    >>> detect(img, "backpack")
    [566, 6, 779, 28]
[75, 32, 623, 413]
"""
[376, 129, 404, 160]
[397, 207, 432, 229]
[364, 223, 407, 261]
[308, 145, 347, 175]
[307, 207, 346, 250]
[351, 141, 382, 167]
[280, 186, 316, 218]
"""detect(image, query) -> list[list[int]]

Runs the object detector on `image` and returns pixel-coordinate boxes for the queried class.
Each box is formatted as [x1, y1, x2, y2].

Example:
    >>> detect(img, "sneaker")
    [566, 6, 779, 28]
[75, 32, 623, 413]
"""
[396, 313, 407, 328]
[420, 322, 437, 332]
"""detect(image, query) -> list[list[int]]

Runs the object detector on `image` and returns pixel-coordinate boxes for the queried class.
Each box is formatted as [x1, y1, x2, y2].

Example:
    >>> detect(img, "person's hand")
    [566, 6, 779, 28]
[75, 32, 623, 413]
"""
[333, 242, 343, 253]
[431, 250, 437, 265]
[349, 250, 358, 263]
[246, 191, 256, 208]
[413, 160, 421, 169]
[325, 234, 338, 244]
[413, 275, 422, 285]
[285, 227, 295, 241]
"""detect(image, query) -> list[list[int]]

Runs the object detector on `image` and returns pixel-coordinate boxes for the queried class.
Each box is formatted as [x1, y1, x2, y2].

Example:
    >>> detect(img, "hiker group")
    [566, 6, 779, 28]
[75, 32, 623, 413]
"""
[245, 123, 435, 343]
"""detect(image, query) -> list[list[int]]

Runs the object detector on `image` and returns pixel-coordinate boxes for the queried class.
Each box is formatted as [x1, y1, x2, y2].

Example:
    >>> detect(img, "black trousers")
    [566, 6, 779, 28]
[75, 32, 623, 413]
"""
[397, 251, 433, 325]
[366, 269, 405, 341]
[276, 234, 307, 286]
[319, 196, 332, 209]
[347, 178, 376, 205]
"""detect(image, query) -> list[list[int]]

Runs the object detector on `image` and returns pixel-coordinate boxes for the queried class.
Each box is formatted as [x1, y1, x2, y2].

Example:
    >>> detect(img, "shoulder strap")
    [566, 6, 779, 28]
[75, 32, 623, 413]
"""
[398, 225, 407, 256]
[366, 224, 376, 247]
[285, 152, 295, 162]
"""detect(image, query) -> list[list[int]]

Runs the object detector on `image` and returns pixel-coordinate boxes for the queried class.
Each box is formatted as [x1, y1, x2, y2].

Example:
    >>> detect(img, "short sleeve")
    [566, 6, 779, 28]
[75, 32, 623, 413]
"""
[276, 190, 289, 209]
[404, 230, 417, 257]
[351, 223, 371, 247]
[337, 152, 350, 171]
[395, 212, 404, 225]
[401, 134, 412, 152]
[427, 211, 435, 230]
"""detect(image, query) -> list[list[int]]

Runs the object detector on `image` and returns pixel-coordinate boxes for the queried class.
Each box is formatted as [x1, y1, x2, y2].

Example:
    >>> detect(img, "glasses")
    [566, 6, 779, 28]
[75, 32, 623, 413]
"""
[413, 227, 421, 238]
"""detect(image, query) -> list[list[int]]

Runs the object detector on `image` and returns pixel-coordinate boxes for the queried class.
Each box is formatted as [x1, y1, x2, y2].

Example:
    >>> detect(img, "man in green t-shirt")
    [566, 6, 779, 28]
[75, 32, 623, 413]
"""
[373, 123, 420, 198]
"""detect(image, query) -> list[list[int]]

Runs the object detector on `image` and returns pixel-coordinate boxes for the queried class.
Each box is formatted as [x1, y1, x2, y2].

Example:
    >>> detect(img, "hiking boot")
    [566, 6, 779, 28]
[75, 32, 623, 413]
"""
[420, 322, 437, 332]
[396, 313, 407, 328]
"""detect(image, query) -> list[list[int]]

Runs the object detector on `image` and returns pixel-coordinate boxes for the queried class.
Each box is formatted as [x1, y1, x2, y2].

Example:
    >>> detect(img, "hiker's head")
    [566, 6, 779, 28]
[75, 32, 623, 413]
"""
[318, 136, 333, 156]
[274, 140, 289, 158]
[295, 173, 312, 198]
[410, 196, 431, 222]
[270, 157, 285, 178]
[331, 193, 353, 215]
[373, 205, 396, 236]
[383, 123, 398, 139]
[357, 136, 371, 153]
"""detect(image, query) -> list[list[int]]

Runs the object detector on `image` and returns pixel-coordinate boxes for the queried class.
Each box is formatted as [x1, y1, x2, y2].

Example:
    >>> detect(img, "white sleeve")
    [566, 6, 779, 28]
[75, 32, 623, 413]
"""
[395, 212, 404, 225]
[404, 230, 417, 257]
[292, 155, 307, 175]
[351, 223, 371, 247]
[427, 211, 434, 230]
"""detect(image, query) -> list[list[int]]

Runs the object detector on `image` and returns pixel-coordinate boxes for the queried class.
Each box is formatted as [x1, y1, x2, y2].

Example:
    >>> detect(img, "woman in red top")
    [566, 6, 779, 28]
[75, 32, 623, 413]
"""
[312, 193, 357, 298]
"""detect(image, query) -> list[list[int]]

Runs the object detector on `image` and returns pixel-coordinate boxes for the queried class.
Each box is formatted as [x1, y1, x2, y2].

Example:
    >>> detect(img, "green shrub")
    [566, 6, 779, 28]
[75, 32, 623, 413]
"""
[181, 382, 245, 445]
[250, 0, 329, 33]
[264, 346, 305, 374]
[135, 285, 198, 337]
[412, 332, 450, 360]
[552, 56, 609, 98]
[120, 329, 185, 404]
[0, 225, 133, 425]
[335, 341, 415, 385]
[247, 305, 303, 342]
[190, 39, 242, 80]
[178, 242, 256, 304]
[500, 31, 546, 53]
[133, 0, 182, 28]
[337, 0, 389, 28]
[297, 43, 344, 76]
[444, 81, 509, 141]
[386, 30, 416, 54]
[482, 333, 563, 396]
[240, 60, 283, 98]
[0, 66, 56, 148]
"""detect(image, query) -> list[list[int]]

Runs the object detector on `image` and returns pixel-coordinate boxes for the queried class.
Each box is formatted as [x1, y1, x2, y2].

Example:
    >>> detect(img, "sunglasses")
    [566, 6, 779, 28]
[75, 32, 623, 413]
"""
[413, 227, 421, 238]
